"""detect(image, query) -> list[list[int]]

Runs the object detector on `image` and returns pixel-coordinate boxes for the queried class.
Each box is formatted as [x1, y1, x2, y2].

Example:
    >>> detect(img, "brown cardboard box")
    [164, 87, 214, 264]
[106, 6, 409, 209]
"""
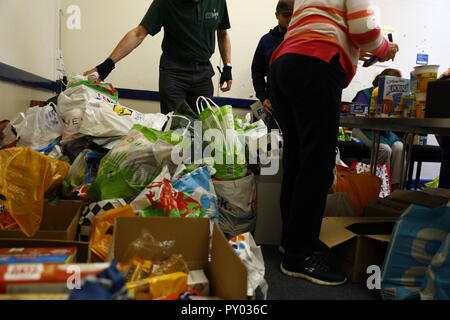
[364, 198, 410, 217]
[112, 217, 248, 300]
[320, 217, 396, 283]
[0, 239, 89, 263]
[364, 190, 450, 218]
[0, 200, 83, 241]
[388, 190, 449, 208]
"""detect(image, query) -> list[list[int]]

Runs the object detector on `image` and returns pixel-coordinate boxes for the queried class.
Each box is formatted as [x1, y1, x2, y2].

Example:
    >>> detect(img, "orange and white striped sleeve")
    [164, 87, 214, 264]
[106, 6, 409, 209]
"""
[346, 0, 389, 57]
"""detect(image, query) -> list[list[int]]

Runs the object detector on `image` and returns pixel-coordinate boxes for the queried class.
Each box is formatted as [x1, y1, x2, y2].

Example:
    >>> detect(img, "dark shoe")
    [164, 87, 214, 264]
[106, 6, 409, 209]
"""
[280, 254, 347, 286]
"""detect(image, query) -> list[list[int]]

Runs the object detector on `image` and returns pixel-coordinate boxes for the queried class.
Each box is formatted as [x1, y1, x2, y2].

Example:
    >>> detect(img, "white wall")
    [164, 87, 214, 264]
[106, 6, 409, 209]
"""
[0, 0, 60, 80]
[59, 0, 450, 103]
[0, 0, 61, 120]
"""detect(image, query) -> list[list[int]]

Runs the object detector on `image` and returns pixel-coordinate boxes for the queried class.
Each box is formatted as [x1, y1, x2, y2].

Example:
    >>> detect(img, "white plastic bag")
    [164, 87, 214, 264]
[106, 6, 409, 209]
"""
[14, 104, 63, 150]
[229, 233, 268, 299]
[79, 100, 168, 137]
[213, 173, 257, 237]
[56, 90, 88, 144]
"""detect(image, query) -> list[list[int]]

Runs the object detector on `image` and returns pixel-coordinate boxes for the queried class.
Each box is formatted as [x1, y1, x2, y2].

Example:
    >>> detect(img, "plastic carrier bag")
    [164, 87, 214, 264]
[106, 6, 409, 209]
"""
[229, 233, 268, 299]
[172, 166, 219, 219]
[79, 100, 167, 137]
[213, 173, 257, 237]
[421, 232, 450, 300]
[381, 203, 450, 300]
[0, 147, 70, 237]
[196, 97, 247, 180]
[14, 104, 63, 150]
[87, 125, 183, 201]
[131, 166, 207, 218]
[56, 80, 119, 144]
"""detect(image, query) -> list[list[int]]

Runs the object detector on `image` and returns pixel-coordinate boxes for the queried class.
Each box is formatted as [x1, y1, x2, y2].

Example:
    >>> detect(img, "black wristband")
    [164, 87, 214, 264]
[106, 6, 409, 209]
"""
[220, 65, 232, 84]
[96, 58, 115, 81]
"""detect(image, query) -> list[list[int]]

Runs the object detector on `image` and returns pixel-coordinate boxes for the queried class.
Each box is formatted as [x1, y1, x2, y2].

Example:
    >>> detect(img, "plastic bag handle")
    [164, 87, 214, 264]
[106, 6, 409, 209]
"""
[196, 96, 220, 114]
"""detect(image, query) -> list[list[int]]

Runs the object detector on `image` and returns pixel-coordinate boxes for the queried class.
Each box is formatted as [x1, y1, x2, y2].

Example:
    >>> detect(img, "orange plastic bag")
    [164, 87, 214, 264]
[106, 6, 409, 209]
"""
[0, 147, 70, 237]
[336, 165, 382, 216]
[90, 204, 137, 262]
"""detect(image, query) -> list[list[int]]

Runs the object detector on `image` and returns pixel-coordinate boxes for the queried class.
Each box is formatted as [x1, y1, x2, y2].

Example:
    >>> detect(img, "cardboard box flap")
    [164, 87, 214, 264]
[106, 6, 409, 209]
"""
[365, 234, 391, 242]
[113, 217, 209, 267]
[320, 218, 396, 248]
[388, 190, 449, 208]
[320, 218, 358, 248]
[424, 188, 450, 199]
[208, 222, 247, 300]
[346, 221, 395, 237]
[40, 200, 82, 230]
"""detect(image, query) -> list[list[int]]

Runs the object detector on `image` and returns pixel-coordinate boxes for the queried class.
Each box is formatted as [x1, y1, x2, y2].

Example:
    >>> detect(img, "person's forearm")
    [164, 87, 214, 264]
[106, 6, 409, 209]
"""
[217, 30, 231, 65]
[108, 26, 148, 63]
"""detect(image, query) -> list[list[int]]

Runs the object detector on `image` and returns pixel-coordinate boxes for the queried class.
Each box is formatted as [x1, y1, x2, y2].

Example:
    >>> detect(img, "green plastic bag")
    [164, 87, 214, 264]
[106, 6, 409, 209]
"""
[87, 125, 182, 201]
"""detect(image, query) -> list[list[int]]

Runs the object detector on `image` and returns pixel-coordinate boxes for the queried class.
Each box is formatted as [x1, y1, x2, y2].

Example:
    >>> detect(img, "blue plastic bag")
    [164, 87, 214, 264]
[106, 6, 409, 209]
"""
[381, 204, 450, 300]
[69, 261, 129, 300]
[421, 233, 450, 300]
[172, 166, 219, 219]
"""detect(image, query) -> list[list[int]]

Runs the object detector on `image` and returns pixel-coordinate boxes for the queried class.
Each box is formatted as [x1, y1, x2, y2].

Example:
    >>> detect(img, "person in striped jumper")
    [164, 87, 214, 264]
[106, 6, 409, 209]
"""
[270, 0, 399, 286]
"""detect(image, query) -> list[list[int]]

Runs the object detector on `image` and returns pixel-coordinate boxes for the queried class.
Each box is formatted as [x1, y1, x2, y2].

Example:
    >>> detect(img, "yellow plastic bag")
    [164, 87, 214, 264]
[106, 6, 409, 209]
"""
[90, 204, 137, 262]
[0, 147, 70, 237]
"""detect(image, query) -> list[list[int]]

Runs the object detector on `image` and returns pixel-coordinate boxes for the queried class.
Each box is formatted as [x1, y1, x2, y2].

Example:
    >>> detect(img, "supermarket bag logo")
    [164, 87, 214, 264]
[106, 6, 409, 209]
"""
[66, 5, 81, 30]
[113, 105, 133, 116]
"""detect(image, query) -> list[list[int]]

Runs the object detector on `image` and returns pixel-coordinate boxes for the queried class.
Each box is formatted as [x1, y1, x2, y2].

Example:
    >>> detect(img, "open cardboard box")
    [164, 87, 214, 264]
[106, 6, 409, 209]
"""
[320, 217, 397, 283]
[0, 200, 83, 241]
[111, 217, 248, 300]
[365, 189, 450, 218]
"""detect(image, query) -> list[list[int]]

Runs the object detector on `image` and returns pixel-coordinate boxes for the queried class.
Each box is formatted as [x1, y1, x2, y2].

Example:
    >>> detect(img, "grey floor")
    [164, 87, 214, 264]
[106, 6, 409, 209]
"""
[261, 245, 381, 300]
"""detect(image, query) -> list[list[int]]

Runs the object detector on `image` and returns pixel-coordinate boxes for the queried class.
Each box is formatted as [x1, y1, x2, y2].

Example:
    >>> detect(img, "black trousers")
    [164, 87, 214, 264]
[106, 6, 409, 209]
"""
[270, 53, 345, 263]
[159, 54, 215, 114]
[439, 136, 450, 188]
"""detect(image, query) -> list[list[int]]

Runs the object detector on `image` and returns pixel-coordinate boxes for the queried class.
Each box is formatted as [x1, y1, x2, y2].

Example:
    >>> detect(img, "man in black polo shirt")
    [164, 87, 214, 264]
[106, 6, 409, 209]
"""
[84, 0, 232, 114]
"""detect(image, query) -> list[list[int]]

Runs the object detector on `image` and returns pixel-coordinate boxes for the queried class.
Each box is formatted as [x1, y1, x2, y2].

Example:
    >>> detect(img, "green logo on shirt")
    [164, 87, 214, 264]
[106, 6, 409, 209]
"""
[205, 9, 219, 20]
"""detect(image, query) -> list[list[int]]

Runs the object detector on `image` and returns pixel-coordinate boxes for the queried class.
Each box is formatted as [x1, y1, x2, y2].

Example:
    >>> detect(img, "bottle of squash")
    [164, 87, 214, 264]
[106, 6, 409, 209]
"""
[370, 87, 379, 118]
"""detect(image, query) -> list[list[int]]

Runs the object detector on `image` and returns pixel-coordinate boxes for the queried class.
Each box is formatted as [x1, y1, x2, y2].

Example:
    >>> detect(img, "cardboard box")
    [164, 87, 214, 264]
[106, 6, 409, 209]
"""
[0, 200, 83, 241]
[0, 240, 89, 263]
[364, 190, 450, 217]
[320, 217, 396, 283]
[364, 198, 410, 217]
[388, 190, 449, 208]
[112, 217, 248, 300]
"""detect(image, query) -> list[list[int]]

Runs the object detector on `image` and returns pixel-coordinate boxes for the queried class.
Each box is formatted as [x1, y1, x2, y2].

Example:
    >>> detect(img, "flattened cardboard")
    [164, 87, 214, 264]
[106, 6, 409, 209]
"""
[0, 239, 89, 263]
[320, 217, 396, 283]
[0, 200, 83, 241]
[423, 188, 450, 199]
[364, 198, 410, 218]
[388, 190, 449, 208]
[112, 217, 247, 300]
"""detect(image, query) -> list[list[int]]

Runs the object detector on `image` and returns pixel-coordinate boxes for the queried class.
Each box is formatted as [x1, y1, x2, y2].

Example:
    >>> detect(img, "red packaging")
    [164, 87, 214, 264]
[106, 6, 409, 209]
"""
[0, 263, 110, 294]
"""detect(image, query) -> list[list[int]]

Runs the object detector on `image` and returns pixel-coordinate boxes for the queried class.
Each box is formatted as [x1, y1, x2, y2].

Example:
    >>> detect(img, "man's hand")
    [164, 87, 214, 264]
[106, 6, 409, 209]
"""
[263, 99, 274, 116]
[359, 50, 373, 61]
[219, 65, 232, 92]
[84, 58, 115, 81]
[439, 68, 450, 79]
[378, 43, 399, 63]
